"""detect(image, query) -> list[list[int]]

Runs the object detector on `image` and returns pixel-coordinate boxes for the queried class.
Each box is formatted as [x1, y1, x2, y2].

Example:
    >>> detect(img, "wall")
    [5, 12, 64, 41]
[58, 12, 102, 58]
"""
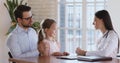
[0, 0, 11, 63]
[28, 0, 58, 22]
[106, 0, 120, 36]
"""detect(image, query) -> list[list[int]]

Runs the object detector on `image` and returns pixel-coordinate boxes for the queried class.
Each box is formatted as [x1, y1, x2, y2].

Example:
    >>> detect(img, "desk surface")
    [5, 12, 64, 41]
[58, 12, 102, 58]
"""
[9, 56, 120, 63]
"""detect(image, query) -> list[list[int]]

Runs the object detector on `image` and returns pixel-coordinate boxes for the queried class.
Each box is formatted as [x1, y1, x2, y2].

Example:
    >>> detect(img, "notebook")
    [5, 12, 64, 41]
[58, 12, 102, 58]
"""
[56, 56, 112, 61]
[77, 56, 112, 62]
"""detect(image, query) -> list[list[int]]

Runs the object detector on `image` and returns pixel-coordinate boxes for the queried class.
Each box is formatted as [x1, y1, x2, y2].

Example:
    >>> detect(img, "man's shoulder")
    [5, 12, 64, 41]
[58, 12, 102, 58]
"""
[6, 30, 18, 45]
[7, 32, 17, 39]
[29, 27, 36, 32]
[7, 27, 20, 39]
[10, 28, 18, 35]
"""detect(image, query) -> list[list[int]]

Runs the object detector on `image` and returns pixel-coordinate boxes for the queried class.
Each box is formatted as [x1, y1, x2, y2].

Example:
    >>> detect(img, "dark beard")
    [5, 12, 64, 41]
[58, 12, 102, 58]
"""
[22, 24, 31, 28]
[23, 25, 31, 28]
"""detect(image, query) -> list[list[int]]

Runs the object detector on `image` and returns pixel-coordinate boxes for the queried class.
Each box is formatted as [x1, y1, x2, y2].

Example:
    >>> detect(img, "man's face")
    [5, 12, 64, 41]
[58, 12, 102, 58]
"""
[18, 11, 33, 28]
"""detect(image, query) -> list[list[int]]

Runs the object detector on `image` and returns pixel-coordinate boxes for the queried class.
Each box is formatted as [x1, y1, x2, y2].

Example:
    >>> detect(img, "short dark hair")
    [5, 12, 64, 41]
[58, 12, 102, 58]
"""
[14, 5, 31, 20]
[95, 10, 114, 30]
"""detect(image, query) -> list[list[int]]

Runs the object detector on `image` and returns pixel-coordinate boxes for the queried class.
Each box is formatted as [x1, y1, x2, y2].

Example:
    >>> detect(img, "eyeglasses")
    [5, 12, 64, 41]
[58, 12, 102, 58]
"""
[22, 16, 32, 21]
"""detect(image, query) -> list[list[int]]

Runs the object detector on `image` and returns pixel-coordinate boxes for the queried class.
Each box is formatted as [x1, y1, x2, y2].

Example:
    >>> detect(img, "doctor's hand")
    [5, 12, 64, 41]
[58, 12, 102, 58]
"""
[76, 47, 86, 56]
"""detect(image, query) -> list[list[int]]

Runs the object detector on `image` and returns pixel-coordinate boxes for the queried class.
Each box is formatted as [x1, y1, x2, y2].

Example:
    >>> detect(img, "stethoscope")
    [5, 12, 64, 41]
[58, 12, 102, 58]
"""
[103, 30, 109, 38]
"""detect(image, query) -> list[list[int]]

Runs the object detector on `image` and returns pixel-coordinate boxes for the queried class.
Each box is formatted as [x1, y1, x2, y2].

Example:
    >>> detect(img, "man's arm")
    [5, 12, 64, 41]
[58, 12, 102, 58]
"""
[7, 35, 22, 58]
[7, 35, 39, 58]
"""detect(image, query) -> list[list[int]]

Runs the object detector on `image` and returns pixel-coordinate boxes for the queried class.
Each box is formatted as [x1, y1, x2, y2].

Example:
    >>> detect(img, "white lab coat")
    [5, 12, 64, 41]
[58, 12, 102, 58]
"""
[86, 30, 119, 58]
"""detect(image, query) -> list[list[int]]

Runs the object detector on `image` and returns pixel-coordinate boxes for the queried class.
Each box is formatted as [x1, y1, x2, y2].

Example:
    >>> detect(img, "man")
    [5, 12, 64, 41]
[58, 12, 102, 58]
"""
[7, 5, 39, 58]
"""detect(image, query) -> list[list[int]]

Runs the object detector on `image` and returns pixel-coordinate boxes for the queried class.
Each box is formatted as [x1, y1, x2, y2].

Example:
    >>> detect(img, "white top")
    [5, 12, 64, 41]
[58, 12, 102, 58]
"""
[86, 30, 119, 58]
[43, 39, 60, 55]
[7, 24, 39, 58]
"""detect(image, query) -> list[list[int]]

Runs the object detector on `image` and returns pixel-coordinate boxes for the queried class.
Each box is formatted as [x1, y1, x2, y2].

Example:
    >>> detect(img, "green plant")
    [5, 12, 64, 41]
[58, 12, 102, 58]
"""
[4, 0, 40, 35]
[32, 21, 40, 33]
[4, 0, 27, 23]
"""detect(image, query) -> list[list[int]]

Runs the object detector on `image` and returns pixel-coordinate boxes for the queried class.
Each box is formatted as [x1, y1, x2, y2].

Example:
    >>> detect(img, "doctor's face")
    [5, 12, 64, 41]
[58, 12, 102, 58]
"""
[93, 16, 103, 30]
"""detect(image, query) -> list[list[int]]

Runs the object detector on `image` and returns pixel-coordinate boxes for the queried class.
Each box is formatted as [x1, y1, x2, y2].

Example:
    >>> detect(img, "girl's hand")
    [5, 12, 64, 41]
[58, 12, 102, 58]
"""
[52, 52, 63, 56]
[63, 52, 69, 56]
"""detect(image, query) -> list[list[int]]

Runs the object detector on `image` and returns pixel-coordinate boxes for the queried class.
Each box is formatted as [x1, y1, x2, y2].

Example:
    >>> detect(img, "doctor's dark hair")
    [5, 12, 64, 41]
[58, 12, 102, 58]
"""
[14, 5, 31, 21]
[95, 10, 114, 30]
[38, 19, 56, 44]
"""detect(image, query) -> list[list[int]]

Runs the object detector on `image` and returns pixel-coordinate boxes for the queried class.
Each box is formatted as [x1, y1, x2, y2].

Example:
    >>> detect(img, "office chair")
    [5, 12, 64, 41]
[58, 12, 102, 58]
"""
[8, 51, 15, 63]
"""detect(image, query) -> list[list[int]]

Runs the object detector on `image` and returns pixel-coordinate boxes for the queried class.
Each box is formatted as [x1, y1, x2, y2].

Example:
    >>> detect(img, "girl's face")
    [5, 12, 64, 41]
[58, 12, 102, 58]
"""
[93, 16, 104, 30]
[45, 23, 57, 38]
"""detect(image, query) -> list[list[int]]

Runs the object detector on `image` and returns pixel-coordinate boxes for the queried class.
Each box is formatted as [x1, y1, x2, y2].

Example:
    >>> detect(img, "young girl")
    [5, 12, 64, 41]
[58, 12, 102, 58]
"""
[38, 19, 69, 56]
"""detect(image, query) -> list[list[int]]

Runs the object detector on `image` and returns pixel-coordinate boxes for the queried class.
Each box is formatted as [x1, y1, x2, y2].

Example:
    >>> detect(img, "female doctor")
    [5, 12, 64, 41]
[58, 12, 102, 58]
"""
[76, 10, 119, 58]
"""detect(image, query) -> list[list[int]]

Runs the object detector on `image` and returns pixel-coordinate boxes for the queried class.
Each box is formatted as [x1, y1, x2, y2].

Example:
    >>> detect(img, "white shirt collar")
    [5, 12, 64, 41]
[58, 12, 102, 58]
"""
[16, 24, 31, 33]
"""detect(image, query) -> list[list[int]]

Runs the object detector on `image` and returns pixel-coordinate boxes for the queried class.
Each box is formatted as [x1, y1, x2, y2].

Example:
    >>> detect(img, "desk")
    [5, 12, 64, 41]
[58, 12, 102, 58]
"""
[9, 56, 120, 63]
